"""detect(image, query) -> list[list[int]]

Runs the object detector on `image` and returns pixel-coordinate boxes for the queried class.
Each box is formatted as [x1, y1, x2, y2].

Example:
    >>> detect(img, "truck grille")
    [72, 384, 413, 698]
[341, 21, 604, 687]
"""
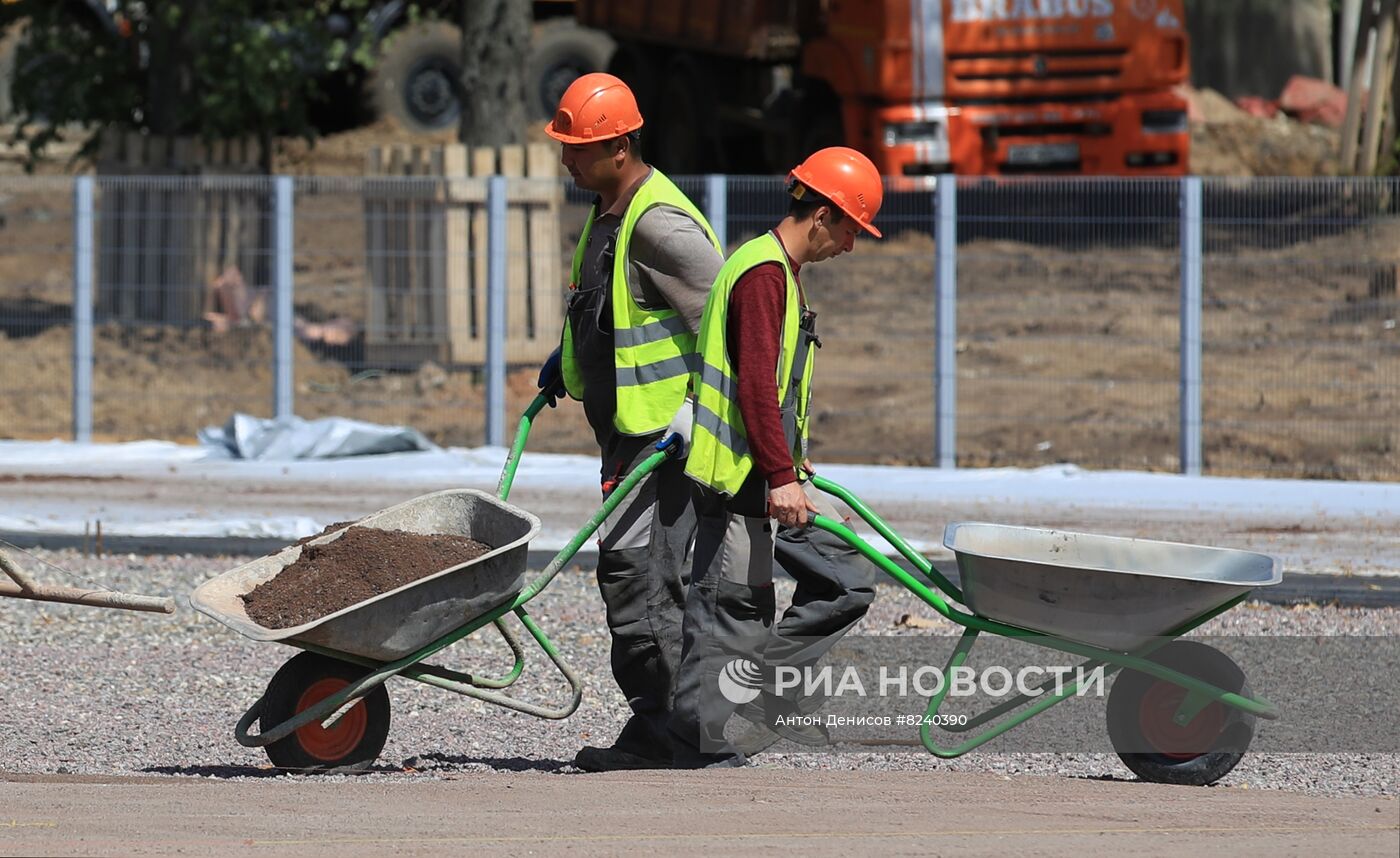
[948, 48, 1127, 85]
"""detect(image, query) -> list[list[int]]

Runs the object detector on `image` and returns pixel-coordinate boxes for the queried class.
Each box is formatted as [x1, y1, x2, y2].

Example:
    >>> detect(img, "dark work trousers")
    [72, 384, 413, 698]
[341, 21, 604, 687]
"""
[668, 480, 878, 755]
[593, 430, 696, 757]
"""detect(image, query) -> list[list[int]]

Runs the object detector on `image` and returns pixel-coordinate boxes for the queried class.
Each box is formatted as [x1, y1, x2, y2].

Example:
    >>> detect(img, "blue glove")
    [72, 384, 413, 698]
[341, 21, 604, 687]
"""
[537, 347, 565, 408]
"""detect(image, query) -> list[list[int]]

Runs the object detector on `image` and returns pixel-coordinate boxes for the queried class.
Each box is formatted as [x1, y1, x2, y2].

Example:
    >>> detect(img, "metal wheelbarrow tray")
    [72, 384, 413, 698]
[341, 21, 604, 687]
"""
[191, 489, 541, 661]
[809, 475, 1284, 786]
[942, 522, 1282, 652]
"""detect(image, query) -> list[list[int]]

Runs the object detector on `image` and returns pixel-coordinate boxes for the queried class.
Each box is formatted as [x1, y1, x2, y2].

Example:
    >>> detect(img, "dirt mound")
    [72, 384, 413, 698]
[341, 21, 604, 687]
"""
[242, 525, 493, 629]
[1183, 85, 1342, 177]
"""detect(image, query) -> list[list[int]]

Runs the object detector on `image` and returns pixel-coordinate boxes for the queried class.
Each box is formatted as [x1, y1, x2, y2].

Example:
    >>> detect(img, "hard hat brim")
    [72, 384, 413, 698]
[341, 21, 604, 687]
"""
[543, 118, 644, 146]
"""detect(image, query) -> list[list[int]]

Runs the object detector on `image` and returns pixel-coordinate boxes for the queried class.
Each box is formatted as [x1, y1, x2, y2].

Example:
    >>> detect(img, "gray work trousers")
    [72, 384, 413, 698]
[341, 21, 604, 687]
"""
[592, 431, 695, 757]
[668, 480, 878, 755]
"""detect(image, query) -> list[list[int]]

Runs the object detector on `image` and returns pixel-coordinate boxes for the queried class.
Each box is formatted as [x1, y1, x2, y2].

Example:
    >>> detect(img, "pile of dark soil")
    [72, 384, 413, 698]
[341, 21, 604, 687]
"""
[242, 526, 493, 629]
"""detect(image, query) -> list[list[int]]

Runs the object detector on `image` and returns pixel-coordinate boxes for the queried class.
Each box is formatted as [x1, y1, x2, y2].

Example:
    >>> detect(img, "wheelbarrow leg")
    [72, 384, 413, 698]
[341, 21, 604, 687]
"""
[443, 617, 527, 690]
[914, 628, 1104, 758]
[398, 606, 584, 720]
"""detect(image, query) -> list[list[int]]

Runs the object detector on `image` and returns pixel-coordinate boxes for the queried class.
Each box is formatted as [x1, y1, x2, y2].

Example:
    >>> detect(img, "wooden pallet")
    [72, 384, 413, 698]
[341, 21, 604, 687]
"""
[364, 142, 563, 368]
[94, 131, 266, 325]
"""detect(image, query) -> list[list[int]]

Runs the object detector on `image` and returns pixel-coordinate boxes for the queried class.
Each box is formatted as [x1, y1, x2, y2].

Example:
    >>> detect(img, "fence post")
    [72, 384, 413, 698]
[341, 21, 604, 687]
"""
[273, 176, 295, 421]
[934, 174, 958, 469]
[1179, 176, 1203, 476]
[73, 176, 94, 443]
[485, 174, 507, 446]
[705, 174, 727, 250]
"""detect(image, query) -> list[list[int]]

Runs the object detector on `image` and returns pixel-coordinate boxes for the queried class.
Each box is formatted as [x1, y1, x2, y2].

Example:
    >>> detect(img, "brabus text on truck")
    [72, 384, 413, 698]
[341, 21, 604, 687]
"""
[949, 0, 1117, 23]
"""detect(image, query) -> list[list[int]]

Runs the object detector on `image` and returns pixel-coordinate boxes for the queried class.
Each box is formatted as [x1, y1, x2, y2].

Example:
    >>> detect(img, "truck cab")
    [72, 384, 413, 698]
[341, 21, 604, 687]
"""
[577, 0, 1190, 177]
[860, 0, 1190, 176]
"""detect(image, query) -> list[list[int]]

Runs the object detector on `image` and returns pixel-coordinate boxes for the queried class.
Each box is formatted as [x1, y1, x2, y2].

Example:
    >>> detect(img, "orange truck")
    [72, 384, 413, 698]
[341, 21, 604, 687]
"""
[573, 0, 1190, 176]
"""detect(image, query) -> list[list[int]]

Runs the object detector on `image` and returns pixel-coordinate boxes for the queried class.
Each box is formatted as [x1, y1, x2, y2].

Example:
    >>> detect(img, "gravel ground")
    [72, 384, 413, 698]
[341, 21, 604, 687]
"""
[2, 547, 1396, 798]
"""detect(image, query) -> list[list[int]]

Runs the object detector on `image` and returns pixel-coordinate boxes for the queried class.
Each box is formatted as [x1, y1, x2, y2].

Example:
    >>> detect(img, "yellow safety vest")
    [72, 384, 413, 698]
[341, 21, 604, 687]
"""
[685, 233, 815, 496]
[560, 169, 721, 435]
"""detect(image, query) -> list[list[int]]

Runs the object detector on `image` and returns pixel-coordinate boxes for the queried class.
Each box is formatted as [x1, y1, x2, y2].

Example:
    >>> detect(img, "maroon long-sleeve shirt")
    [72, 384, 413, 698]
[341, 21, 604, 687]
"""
[727, 232, 805, 491]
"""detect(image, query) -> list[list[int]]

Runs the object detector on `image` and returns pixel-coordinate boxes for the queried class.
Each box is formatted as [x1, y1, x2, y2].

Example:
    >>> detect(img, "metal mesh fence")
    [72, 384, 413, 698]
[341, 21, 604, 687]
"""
[87, 176, 273, 443]
[1, 174, 1396, 481]
[0, 177, 75, 441]
[1200, 178, 1400, 479]
[294, 176, 470, 445]
[955, 177, 1182, 472]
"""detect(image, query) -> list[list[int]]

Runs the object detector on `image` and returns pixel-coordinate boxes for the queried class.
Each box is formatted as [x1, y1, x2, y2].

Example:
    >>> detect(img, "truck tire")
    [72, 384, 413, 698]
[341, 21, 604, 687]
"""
[655, 58, 718, 174]
[606, 42, 660, 123]
[527, 19, 614, 120]
[370, 20, 464, 133]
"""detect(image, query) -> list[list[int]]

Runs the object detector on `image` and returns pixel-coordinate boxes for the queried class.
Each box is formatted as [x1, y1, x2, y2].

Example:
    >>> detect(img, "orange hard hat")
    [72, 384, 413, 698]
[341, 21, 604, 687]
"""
[787, 147, 884, 238]
[544, 72, 644, 144]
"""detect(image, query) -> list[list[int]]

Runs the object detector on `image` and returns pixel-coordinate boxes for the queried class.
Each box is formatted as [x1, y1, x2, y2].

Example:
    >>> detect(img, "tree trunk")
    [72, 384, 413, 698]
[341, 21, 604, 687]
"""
[146, 0, 202, 136]
[459, 0, 530, 146]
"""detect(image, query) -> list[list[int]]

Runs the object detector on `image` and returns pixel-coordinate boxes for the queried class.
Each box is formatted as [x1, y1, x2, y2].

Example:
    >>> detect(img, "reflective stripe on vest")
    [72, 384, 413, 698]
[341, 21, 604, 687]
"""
[684, 233, 810, 496]
[559, 169, 720, 435]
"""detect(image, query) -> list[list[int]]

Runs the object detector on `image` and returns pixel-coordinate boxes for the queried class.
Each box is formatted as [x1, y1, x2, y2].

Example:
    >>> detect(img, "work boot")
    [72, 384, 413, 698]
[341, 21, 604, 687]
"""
[671, 747, 748, 770]
[734, 693, 831, 747]
[731, 720, 784, 756]
[572, 744, 672, 772]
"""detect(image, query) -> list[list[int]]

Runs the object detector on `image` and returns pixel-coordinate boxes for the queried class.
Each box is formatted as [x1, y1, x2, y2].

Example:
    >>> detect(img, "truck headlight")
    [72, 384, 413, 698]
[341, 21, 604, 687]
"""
[884, 121, 946, 147]
[1142, 110, 1188, 134]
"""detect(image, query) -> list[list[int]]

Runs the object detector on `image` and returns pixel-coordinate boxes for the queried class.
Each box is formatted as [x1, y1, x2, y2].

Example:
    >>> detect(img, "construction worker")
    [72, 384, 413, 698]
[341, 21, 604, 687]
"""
[667, 147, 883, 768]
[537, 72, 724, 772]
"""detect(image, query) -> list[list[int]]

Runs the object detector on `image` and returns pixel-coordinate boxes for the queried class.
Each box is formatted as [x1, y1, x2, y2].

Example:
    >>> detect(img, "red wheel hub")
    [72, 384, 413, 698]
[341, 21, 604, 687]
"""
[294, 678, 368, 763]
[1137, 680, 1225, 761]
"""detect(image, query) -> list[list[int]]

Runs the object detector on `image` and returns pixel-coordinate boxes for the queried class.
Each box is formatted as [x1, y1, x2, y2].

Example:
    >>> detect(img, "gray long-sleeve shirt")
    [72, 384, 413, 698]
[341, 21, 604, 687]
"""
[568, 174, 723, 448]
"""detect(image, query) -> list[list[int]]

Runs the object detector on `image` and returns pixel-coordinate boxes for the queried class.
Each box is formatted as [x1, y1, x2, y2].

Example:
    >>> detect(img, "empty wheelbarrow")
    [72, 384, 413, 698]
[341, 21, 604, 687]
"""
[191, 395, 682, 772]
[809, 475, 1282, 786]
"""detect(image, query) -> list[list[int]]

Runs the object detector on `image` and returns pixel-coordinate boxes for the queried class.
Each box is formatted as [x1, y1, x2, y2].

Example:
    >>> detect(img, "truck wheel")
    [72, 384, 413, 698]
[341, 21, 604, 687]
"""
[799, 111, 845, 158]
[606, 43, 659, 123]
[1106, 640, 1256, 786]
[527, 19, 614, 120]
[370, 21, 463, 133]
[656, 61, 715, 174]
[260, 652, 391, 773]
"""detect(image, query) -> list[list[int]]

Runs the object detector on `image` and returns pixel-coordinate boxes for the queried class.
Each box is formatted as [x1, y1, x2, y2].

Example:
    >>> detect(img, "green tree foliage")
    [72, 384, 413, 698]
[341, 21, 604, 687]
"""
[1, 0, 381, 168]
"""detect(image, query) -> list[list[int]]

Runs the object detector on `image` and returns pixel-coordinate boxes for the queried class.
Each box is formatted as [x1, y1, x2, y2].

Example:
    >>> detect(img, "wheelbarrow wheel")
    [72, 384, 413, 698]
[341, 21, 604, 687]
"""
[1106, 641, 1256, 786]
[260, 652, 391, 773]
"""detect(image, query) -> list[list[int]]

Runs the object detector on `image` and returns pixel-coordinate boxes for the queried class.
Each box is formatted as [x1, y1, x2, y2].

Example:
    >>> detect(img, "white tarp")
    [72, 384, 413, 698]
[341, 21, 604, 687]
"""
[197, 414, 439, 461]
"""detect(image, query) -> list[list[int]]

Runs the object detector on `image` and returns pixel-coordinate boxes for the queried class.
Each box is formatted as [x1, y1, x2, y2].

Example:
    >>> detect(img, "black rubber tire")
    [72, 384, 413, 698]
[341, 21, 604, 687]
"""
[369, 20, 464, 133]
[1106, 640, 1256, 786]
[259, 652, 391, 773]
[527, 19, 614, 121]
[605, 42, 660, 124]
[798, 97, 846, 157]
[654, 60, 715, 174]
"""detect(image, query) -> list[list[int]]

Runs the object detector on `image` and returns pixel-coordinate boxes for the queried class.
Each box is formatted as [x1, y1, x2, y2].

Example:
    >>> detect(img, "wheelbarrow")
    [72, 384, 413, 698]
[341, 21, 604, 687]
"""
[804, 473, 1283, 786]
[191, 395, 680, 772]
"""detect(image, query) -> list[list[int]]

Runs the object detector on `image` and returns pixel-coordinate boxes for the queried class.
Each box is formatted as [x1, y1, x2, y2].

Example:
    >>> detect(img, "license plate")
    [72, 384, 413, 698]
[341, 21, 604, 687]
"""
[1006, 142, 1081, 165]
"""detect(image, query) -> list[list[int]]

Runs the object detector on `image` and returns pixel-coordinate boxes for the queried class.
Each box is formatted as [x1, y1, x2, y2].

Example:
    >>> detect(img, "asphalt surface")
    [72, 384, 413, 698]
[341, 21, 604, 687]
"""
[1, 770, 1395, 857]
